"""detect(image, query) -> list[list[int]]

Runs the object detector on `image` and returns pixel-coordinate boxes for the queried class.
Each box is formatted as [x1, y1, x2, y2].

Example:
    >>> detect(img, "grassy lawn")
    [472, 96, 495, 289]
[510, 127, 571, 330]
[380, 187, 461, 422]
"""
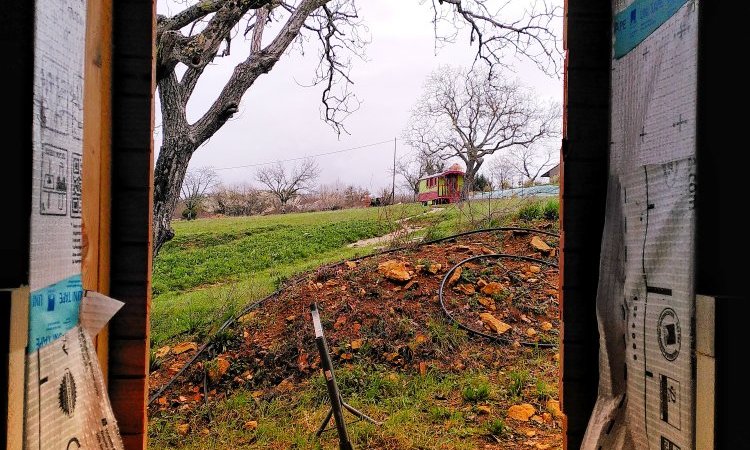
[409, 196, 557, 241]
[151, 197, 558, 348]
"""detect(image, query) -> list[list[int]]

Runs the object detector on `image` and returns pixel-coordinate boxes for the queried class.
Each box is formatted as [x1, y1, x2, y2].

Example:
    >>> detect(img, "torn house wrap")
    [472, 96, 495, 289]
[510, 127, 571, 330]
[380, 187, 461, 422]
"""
[582, 1, 697, 449]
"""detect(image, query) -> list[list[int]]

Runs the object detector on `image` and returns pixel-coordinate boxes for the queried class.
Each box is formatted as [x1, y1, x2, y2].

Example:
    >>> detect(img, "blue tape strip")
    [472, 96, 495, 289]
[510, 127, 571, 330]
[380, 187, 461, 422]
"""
[614, 0, 688, 58]
[28, 274, 83, 353]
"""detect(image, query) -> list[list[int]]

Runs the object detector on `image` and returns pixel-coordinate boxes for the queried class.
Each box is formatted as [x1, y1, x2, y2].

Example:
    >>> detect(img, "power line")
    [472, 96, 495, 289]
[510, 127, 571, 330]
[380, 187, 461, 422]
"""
[214, 139, 396, 171]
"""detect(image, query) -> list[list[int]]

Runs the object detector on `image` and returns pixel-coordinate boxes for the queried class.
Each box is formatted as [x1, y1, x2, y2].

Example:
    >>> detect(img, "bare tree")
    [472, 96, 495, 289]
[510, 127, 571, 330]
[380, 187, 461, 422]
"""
[152, 0, 562, 254]
[403, 66, 559, 197]
[211, 183, 270, 216]
[489, 155, 518, 190]
[180, 167, 219, 219]
[396, 158, 423, 201]
[422, 154, 446, 176]
[506, 144, 556, 184]
[256, 159, 320, 210]
[302, 182, 370, 210]
[395, 154, 446, 200]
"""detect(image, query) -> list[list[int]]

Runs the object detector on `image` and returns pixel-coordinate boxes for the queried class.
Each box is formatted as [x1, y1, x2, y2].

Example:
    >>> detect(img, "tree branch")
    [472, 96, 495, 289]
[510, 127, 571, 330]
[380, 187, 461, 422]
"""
[304, 1, 367, 134]
[157, 0, 227, 35]
[157, 0, 276, 83]
[191, 0, 328, 145]
[251, 5, 270, 53]
[431, 0, 562, 76]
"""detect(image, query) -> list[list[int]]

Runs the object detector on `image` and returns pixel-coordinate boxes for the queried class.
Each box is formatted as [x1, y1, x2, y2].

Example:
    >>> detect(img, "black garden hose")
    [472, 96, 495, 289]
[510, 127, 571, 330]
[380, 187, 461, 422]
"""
[438, 253, 559, 349]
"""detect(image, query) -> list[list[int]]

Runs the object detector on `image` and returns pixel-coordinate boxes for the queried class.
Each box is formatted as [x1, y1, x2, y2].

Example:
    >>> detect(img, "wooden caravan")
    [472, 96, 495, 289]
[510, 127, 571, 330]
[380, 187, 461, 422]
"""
[417, 163, 464, 205]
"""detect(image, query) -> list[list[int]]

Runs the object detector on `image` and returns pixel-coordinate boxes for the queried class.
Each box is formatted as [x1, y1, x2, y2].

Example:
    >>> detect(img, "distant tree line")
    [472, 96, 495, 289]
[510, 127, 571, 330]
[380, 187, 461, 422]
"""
[178, 164, 378, 219]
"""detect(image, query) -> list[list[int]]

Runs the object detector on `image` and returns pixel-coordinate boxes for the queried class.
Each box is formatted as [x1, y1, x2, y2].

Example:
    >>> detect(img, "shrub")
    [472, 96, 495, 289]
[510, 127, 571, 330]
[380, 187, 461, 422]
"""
[427, 320, 467, 353]
[428, 406, 453, 422]
[149, 349, 161, 373]
[422, 225, 447, 242]
[182, 207, 198, 220]
[517, 202, 542, 221]
[542, 198, 559, 221]
[209, 328, 237, 353]
[312, 365, 400, 405]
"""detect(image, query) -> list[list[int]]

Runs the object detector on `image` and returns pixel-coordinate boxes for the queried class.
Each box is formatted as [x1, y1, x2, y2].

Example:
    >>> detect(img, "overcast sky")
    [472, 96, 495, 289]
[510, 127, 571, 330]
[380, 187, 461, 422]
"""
[155, 0, 564, 193]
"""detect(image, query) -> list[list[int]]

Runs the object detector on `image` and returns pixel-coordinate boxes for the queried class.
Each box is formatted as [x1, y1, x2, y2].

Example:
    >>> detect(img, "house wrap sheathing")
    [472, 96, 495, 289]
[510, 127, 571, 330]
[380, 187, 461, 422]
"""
[582, 1, 697, 449]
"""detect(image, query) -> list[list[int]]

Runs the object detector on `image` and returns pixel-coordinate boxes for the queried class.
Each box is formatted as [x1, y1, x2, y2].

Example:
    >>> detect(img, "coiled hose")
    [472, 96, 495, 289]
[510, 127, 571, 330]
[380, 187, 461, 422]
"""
[438, 253, 559, 349]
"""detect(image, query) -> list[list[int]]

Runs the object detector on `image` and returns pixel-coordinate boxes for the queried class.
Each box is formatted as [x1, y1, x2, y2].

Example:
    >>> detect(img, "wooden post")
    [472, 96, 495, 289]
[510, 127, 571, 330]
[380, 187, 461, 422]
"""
[560, 0, 611, 447]
[695, 295, 715, 450]
[82, 0, 113, 380]
[5, 287, 29, 450]
[108, 1, 156, 448]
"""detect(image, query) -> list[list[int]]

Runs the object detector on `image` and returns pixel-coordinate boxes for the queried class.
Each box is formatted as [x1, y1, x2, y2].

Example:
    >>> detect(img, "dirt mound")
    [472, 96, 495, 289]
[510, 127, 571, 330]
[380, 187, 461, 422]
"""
[149, 225, 562, 449]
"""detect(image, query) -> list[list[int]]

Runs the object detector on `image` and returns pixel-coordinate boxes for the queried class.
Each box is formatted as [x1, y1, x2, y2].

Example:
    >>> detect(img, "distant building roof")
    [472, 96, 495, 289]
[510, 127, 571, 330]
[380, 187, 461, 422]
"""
[541, 163, 560, 178]
[418, 163, 465, 181]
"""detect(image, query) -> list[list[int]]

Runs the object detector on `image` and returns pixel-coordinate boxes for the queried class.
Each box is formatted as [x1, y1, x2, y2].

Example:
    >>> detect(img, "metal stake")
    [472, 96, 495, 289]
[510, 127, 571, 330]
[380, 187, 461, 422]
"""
[310, 303, 382, 450]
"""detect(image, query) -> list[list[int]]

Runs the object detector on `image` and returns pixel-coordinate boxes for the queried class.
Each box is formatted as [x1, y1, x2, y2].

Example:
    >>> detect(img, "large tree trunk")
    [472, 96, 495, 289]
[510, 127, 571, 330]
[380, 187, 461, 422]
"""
[153, 134, 197, 257]
[462, 160, 477, 199]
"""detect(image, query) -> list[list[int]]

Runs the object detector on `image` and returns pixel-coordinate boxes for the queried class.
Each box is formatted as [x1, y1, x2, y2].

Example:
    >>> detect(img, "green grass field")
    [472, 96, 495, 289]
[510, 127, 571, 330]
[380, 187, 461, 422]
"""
[151, 197, 558, 349]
